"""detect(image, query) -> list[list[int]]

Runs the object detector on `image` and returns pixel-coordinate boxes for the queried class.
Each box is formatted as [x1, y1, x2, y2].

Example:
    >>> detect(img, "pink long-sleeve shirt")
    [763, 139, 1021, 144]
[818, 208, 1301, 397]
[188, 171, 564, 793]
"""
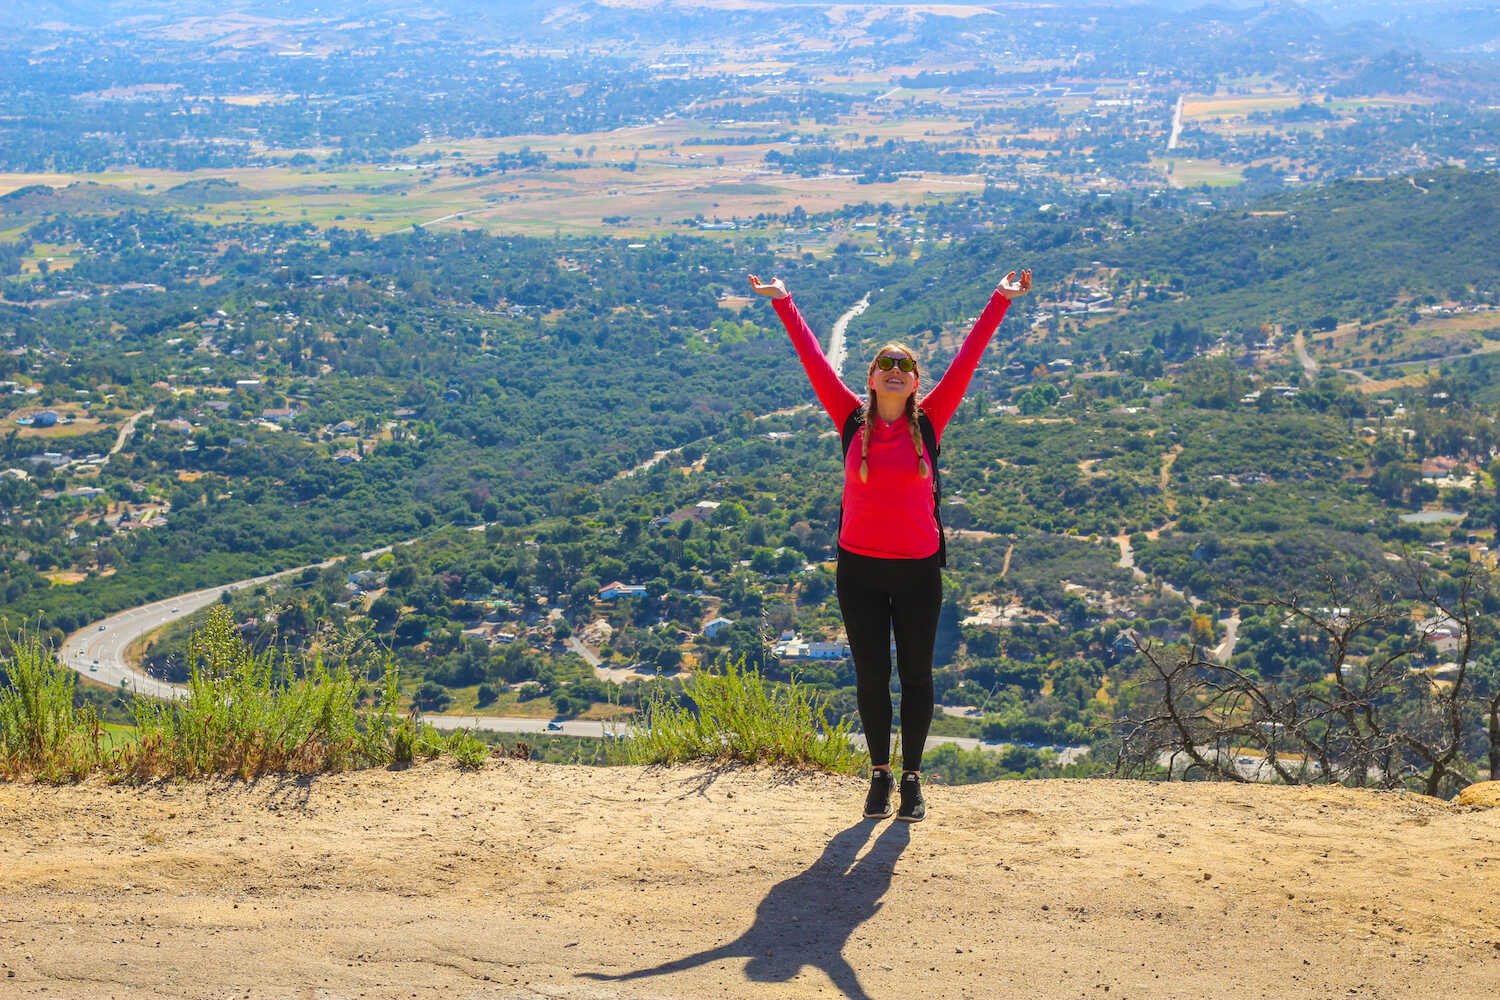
[772, 289, 1012, 560]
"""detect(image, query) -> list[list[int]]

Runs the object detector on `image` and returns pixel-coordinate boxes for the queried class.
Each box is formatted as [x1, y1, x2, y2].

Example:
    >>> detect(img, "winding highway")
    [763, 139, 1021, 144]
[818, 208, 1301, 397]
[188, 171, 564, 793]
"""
[61, 563, 360, 700]
[827, 292, 869, 376]
[59, 540, 414, 700]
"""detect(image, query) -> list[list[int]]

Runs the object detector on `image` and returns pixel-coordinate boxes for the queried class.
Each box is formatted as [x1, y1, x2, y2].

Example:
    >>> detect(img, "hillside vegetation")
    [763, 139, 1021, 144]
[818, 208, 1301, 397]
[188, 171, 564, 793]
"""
[5, 170, 1498, 788]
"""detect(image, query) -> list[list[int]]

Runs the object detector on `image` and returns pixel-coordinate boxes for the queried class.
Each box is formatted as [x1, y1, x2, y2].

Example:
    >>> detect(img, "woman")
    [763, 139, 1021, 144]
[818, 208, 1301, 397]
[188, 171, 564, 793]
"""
[748, 267, 1032, 822]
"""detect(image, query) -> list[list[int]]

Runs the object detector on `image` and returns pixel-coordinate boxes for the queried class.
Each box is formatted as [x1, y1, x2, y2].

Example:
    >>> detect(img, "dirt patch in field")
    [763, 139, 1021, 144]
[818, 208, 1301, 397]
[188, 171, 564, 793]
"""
[40, 571, 89, 585]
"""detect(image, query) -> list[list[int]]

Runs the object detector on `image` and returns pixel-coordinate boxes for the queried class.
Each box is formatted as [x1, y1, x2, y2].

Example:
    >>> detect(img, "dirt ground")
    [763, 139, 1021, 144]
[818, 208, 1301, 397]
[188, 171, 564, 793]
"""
[2, 762, 1498, 1000]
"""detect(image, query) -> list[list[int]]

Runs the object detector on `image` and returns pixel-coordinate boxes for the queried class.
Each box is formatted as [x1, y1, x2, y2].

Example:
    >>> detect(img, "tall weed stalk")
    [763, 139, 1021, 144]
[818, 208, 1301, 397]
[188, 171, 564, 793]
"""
[0, 608, 490, 782]
[0, 630, 103, 782]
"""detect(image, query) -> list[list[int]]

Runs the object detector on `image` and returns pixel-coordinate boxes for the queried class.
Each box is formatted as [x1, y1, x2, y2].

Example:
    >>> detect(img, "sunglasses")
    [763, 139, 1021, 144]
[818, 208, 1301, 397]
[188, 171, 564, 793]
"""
[875, 356, 917, 373]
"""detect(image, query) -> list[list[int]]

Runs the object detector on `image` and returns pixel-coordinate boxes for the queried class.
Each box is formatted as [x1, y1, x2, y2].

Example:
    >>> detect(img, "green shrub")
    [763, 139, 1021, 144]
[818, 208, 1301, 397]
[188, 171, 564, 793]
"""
[616, 657, 862, 774]
[0, 607, 493, 782]
[122, 606, 398, 779]
[0, 631, 104, 782]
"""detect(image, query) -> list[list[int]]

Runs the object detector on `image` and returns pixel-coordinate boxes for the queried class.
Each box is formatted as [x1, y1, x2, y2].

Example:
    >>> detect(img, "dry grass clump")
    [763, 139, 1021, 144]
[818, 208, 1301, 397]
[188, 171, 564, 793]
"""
[1456, 781, 1500, 809]
[616, 657, 863, 774]
[0, 631, 107, 782]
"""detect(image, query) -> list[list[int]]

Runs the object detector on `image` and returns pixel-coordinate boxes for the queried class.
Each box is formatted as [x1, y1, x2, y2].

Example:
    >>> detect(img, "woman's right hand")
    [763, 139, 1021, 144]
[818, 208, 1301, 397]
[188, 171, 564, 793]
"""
[747, 274, 789, 299]
[997, 268, 1033, 299]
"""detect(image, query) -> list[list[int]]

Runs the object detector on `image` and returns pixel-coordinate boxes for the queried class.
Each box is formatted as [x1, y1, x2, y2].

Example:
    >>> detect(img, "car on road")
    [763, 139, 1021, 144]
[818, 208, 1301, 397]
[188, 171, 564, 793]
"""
[170, 607, 179, 613]
[546, 722, 563, 731]
[89, 663, 98, 672]
[97, 625, 106, 631]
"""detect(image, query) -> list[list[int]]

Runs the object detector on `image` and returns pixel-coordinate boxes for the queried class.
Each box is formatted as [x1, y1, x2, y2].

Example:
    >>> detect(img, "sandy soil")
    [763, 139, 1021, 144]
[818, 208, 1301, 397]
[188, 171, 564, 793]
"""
[2, 763, 1498, 1000]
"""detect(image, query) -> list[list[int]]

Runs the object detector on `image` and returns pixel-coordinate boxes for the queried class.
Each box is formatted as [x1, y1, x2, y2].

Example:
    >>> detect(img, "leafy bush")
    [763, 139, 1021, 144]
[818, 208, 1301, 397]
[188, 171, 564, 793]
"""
[0, 631, 104, 782]
[123, 606, 402, 779]
[0, 608, 493, 781]
[616, 657, 863, 773]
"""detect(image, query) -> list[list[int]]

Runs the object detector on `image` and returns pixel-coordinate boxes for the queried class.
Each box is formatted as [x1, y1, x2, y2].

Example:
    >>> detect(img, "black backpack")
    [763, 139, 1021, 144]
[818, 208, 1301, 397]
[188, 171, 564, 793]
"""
[838, 405, 946, 567]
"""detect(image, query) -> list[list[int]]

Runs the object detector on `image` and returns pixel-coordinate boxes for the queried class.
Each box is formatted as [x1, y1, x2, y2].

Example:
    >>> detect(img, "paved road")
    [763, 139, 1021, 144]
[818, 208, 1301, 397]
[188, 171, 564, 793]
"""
[56, 541, 1072, 761]
[59, 541, 418, 699]
[827, 293, 870, 376]
[423, 713, 1090, 764]
[1293, 330, 1318, 382]
[108, 408, 154, 458]
[60, 570, 297, 701]
[1167, 94, 1185, 150]
[60, 568, 1088, 765]
[1210, 613, 1242, 665]
[616, 445, 683, 480]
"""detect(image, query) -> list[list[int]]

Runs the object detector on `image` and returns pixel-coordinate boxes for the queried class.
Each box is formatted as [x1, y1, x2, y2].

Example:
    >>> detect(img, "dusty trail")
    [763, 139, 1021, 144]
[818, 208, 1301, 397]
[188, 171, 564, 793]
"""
[2, 763, 1496, 1000]
[1294, 330, 1319, 381]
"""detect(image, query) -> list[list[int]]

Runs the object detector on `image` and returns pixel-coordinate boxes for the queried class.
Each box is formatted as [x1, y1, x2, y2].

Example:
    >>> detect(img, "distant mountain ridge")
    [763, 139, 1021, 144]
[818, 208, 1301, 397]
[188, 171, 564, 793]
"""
[3, 1, 544, 32]
[6, 0, 1493, 66]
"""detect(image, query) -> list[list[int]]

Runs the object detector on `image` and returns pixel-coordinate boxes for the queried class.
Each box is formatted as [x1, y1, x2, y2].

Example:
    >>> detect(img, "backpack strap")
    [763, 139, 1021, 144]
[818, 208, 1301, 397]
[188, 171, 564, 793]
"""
[840, 405, 865, 457]
[920, 411, 947, 568]
[837, 405, 947, 568]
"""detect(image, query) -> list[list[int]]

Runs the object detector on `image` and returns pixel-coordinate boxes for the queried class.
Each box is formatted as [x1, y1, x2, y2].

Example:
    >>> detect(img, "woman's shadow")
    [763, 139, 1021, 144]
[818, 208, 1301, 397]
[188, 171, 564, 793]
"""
[580, 819, 911, 1000]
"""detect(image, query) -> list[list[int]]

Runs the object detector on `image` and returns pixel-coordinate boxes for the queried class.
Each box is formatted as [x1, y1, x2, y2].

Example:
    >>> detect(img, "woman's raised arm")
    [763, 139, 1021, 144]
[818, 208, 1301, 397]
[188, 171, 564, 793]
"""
[920, 269, 1032, 433]
[749, 274, 860, 428]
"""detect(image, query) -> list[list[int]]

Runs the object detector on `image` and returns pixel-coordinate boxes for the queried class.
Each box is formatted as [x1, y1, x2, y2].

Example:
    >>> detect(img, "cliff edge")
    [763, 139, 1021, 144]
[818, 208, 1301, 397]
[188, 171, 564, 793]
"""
[2, 762, 1497, 999]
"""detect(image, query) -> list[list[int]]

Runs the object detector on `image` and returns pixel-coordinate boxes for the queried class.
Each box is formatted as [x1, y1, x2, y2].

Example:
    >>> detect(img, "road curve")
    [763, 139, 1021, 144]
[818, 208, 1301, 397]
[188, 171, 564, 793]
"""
[61, 569, 305, 700]
[58, 541, 417, 699]
[108, 408, 154, 459]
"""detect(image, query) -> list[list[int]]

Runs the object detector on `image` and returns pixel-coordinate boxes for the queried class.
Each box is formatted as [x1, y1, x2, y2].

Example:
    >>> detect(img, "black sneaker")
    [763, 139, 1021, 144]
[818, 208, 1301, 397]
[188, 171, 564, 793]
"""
[863, 770, 894, 819]
[896, 772, 926, 823]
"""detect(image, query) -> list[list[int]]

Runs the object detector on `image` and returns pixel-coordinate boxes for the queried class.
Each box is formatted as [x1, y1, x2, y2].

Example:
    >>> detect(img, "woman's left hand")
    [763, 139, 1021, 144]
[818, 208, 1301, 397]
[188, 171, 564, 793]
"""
[997, 268, 1033, 300]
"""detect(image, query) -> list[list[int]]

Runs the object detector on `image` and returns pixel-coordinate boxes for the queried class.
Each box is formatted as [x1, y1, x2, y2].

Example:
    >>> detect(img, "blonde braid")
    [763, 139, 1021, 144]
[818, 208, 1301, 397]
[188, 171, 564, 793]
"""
[905, 393, 930, 478]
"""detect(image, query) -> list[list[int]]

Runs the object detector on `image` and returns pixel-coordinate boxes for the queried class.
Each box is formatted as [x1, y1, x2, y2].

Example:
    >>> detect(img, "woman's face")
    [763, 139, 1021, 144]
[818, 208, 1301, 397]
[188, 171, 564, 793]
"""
[868, 349, 918, 401]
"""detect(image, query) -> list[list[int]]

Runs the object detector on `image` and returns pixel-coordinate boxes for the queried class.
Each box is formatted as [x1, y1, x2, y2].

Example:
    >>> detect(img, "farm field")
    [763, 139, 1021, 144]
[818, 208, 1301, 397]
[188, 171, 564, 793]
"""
[0, 119, 1003, 239]
[1182, 94, 1312, 119]
[1307, 309, 1500, 376]
[1153, 156, 1246, 187]
[1181, 93, 1425, 121]
[0, 404, 104, 439]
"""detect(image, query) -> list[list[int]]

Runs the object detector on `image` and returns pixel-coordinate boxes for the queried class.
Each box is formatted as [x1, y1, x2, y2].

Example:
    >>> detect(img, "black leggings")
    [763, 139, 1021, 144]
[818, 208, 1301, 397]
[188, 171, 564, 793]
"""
[836, 547, 942, 773]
